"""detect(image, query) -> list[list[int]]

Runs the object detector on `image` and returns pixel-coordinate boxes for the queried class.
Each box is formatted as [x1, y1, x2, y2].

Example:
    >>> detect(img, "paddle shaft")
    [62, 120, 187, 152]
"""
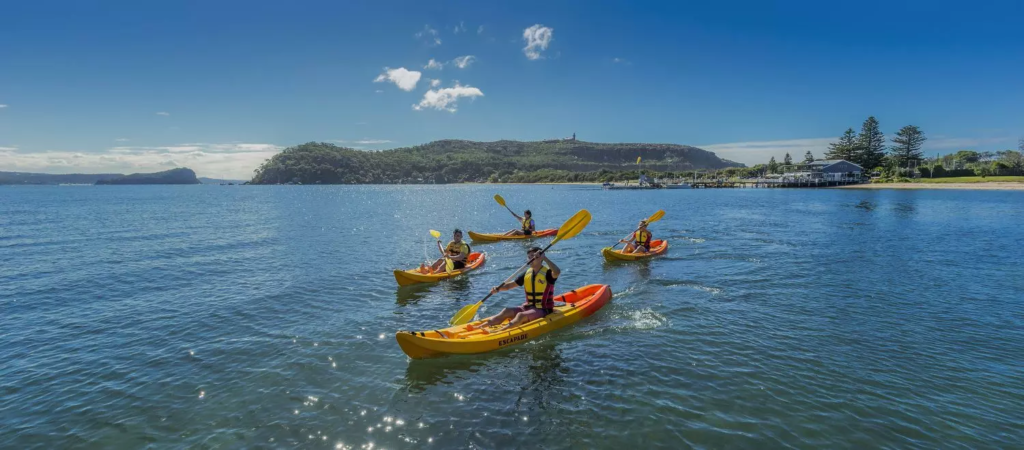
[478, 239, 558, 305]
[613, 226, 647, 249]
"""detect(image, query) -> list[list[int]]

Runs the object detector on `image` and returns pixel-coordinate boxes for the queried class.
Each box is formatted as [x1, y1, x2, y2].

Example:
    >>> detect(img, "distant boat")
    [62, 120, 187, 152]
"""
[664, 183, 692, 189]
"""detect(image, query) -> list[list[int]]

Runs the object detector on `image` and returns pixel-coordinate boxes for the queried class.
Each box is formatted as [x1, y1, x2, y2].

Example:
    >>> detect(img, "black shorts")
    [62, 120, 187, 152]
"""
[523, 229, 533, 236]
[452, 260, 466, 270]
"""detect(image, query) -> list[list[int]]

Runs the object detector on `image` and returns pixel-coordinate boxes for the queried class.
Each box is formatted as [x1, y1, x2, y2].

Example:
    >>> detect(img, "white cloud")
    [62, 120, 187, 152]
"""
[0, 104, 7, 108]
[413, 83, 484, 113]
[523, 24, 553, 60]
[699, 138, 834, 166]
[115, 138, 129, 142]
[477, 25, 484, 35]
[373, 67, 422, 91]
[414, 25, 441, 46]
[156, 111, 170, 116]
[452, 55, 476, 69]
[429, 79, 441, 88]
[375, 89, 384, 93]
[612, 57, 631, 65]
[453, 21, 466, 34]
[423, 58, 445, 70]
[0, 142, 284, 179]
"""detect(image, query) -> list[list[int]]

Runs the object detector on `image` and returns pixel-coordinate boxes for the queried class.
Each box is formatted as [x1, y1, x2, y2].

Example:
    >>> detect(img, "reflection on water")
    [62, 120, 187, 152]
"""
[402, 343, 566, 400]
[893, 201, 917, 216]
[855, 200, 876, 211]
[395, 274, 475, 306]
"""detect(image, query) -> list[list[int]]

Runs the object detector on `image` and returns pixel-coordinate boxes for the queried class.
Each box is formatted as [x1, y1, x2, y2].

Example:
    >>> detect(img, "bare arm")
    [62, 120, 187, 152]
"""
[543, 255, 560, 278]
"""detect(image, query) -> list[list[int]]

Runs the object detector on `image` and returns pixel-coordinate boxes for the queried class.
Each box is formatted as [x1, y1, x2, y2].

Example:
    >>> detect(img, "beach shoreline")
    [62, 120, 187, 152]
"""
[833, 182, 1024, 191]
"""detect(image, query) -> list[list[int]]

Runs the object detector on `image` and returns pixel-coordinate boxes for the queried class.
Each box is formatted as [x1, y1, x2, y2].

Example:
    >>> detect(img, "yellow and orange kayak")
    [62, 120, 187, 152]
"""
[396, 284, 612, 359]
[393, 252, 486, 287]
[601, 239, 669, 261]
[467, 229, 557, 242]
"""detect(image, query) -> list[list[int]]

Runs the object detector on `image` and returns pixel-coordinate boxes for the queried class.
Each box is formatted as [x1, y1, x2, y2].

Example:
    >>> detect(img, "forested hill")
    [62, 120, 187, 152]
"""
[250, 140, 744, 184]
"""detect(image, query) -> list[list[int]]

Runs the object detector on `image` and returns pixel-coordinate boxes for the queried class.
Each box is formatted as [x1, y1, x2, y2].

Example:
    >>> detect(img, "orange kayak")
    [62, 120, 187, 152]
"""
[393, 252, 486, 286]
[396, 284, 612, 359]
[467, 229, 557, 242]
[602, 239, 669, 261]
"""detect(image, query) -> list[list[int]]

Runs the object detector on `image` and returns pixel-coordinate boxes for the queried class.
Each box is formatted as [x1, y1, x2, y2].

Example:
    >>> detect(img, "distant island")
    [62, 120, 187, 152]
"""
[0, 171, 124, 185]
[0, 168, 202, 185]
[250, 139, 745, 184]
[96, 168, 200, 185]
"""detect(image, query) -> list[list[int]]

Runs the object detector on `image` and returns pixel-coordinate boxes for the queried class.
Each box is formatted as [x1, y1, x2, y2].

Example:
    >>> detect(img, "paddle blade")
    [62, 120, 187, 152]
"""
[493, 194, 506, 207]
[553, 209, 592, 243]
[450, 301, 481, 326]
[637, 156, 642, 164]
[646, 210, 666, 224]
[429, 230, 442, 239]
[445, 257, 455, 273]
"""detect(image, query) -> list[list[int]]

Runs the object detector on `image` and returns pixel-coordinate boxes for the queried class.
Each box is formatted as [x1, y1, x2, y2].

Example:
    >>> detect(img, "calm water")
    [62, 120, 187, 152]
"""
[2, 185, 1022, 449]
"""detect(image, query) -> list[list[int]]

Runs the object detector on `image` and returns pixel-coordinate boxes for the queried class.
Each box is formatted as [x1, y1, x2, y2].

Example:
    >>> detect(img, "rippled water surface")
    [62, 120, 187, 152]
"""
[2, 185, 1023, 449]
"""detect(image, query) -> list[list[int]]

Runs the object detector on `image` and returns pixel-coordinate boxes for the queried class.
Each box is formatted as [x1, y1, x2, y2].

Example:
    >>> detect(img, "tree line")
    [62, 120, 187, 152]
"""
[759, 116, 1023, 179]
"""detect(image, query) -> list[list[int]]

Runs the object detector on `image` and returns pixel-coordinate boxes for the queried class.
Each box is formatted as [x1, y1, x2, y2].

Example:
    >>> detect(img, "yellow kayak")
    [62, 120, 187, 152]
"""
[396, 284, 612, 359]
[602, 239, 669, 261]
[393, 252, 486, 287]
[467, 229, 558, 242]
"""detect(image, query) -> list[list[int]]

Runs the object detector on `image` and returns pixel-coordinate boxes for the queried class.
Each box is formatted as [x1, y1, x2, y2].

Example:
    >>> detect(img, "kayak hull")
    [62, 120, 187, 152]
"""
[393, 252, 486, 286]
[467, 229, 557, 242]
[602, 239, 669, 261]
[396, 284, 612, 359]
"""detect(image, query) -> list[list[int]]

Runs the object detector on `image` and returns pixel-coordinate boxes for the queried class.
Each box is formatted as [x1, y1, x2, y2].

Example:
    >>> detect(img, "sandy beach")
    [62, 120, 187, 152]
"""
[835, 182, 1024, 190]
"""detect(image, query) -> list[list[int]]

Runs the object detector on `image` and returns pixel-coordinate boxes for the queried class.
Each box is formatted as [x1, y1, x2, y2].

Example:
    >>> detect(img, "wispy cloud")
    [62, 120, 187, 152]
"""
[452, 55, 475, 69]
[477, 25, 484, 35]
[115, 138, 130, 142]
[453, 21, 467, 34]
[429, 78, 441, 88]
[0, 142, 283, 179]
[0, 104, 8, 109]
[423, 58, 445, 70]
[156, 111, 170, 116]
[373, 67, 422, 91]
[612, 57, 631, 65]
[414, 25, 441, 46]
[700, 138, 834, 166]
[413, 83, 483, 113]
[925, 136, 1014, 149]
[523, 24, 554, 60]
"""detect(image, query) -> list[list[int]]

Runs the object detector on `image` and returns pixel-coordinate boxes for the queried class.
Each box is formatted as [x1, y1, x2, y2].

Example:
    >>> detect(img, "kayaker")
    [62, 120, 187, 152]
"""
[503, 209, 536, 236]
[620, 220, 652, 254]
[470, 247, 559, 332]
[422, 229, 471, 273]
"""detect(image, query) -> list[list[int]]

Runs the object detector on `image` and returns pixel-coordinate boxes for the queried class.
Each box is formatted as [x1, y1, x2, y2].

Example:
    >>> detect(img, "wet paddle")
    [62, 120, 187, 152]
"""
[449, 209, 592, 326]
[429, 230, 454, 273]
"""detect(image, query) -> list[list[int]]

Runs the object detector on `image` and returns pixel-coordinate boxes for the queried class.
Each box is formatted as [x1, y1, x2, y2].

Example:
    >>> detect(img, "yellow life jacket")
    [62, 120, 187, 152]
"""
[634, 230, 652, 246]
[446, 241, 470, 256]
[522, 217, 534, 232]
[523, 266, 554, 310]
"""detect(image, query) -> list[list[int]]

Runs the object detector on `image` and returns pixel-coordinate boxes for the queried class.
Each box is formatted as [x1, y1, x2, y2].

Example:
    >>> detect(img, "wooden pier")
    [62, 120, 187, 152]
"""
[691, 179, 865, 189]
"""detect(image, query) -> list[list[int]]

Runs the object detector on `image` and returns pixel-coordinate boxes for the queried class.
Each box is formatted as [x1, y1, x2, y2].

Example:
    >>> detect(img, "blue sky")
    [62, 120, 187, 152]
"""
[1, 0, 1022, 178]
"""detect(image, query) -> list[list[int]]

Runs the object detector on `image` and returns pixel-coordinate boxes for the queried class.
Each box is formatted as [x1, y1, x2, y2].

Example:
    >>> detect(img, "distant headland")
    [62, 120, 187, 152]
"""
[1, 168, 200, 185]
[249, 139, 744, 185]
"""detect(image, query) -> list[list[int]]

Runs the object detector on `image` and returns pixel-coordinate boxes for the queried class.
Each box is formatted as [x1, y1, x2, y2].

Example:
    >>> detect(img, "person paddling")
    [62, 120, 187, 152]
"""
[421, 229, 471, 273]
[503, 209, 536, 236]
[468, 247, 559, 332]
[619, 220, 653, 254]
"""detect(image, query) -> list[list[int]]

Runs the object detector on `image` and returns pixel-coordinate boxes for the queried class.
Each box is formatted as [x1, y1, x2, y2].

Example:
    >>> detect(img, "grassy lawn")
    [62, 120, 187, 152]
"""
[917, 176, 1024, 183]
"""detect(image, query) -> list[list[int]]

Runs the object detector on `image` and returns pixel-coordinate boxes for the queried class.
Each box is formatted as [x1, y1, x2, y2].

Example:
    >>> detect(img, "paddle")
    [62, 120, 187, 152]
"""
[611, 210, 666, 250]
[429, 230, 455, 273]
[449, 209, 592, 326]
[494, 194, 518, 219]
